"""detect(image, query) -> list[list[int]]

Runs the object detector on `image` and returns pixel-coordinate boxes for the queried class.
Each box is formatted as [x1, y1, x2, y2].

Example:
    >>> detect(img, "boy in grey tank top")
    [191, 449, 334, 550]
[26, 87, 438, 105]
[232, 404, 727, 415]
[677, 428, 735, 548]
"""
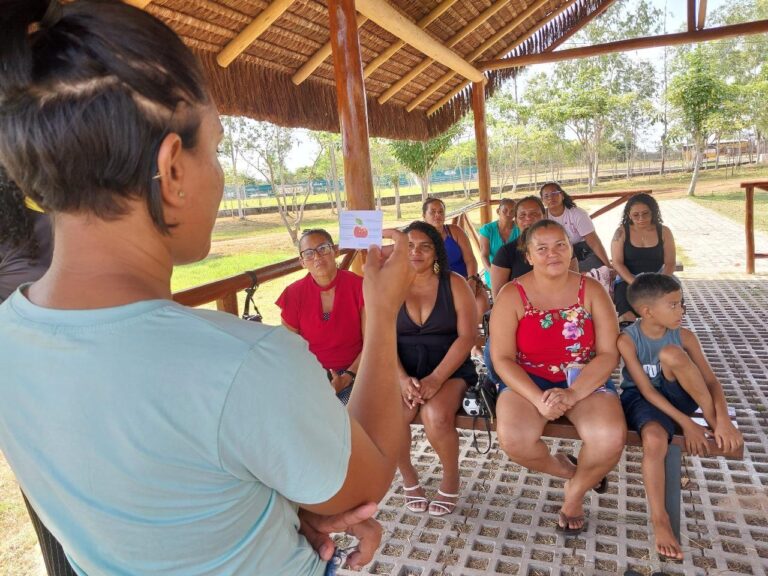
[617, 273, 742, 561]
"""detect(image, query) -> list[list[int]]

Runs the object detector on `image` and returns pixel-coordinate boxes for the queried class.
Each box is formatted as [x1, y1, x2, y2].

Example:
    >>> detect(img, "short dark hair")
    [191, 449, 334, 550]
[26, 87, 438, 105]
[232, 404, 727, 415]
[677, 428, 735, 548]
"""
[299, 228, 334, 249]
[0, 0, 210, 234]
[403, 220, 450, 279]
[621, 193, 663, 227]
[0, 165, 38, 257]
[627, 273, 682, 308]
[520, 219, 571, 257]
[497, 198, 516, 212]
[422, 197, 445, 216]
[539, 181, 576, 209]
[515, 195, 546, 218]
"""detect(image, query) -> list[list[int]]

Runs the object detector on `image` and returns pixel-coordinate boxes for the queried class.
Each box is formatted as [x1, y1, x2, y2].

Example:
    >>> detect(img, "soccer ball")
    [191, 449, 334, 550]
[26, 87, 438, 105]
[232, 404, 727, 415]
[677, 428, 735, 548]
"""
[463, 390, 482, 416]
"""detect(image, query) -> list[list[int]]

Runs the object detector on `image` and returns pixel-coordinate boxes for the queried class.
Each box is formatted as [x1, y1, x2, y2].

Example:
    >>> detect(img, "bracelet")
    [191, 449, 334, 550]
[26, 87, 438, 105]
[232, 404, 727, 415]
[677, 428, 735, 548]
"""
[340, 369, 356, 383]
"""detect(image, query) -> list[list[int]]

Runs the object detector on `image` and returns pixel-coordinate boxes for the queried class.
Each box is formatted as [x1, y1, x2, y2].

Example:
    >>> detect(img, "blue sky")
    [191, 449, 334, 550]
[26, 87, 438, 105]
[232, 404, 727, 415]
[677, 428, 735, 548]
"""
[284, 0, 733, 170]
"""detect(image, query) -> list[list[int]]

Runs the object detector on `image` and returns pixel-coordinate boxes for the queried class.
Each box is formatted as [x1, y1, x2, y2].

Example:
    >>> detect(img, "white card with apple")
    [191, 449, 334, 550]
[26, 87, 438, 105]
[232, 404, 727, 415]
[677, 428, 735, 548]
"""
[339, 210, 383, 249]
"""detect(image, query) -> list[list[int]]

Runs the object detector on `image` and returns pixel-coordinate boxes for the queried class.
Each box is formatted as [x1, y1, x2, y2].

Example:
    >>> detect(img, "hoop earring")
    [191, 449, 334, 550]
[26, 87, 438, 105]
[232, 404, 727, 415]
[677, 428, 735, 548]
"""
[433, 261, 440, 275]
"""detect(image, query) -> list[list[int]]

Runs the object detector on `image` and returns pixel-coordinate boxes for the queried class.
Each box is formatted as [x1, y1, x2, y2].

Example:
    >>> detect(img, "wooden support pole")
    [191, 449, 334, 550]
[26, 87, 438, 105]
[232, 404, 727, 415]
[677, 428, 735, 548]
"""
[328, 0, 374, 216]
[123, 0, 153, 7]
[688, 0, 697, 33]
[745, 184, 755, 274]
[472, 81, 492, 225]
[697, 0, 708, 30]
[363, 0, 459, 79]
[292, 15, 368, 85]
[217, 0, 295, 68]
[482, 19, 768, 71]
[216, 293, 239, 316]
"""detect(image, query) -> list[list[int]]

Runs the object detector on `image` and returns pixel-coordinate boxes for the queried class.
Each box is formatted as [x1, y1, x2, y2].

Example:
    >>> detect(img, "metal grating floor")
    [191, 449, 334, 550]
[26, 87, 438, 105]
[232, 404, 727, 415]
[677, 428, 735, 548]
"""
[338, 278, 768, 576]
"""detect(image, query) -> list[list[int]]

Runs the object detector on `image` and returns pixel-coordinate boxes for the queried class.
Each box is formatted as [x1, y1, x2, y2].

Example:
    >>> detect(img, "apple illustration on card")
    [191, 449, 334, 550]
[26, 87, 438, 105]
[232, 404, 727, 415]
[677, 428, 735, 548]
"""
[340, 210, 383, 249]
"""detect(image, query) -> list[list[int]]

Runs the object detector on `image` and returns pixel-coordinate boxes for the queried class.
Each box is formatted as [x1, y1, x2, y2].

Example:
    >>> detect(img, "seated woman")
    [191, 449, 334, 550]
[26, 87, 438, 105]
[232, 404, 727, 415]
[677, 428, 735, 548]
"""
[277, 229, 364, 404]
[479, 198, 519, 291]
[540, 182, 611, 273]
[0, 167, 53, 302]
[611, 193, 676, 326]
[396, 221, 477, 517]
[491, 220, 625, 534]
[422, 197, 489, 322]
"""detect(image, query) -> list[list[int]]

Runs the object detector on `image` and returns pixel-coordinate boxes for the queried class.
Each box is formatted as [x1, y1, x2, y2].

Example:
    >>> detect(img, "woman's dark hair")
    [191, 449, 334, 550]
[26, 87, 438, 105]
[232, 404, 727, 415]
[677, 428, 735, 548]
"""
[627, 273, 681, 308]
[403, 220, 450, 280]
[621, 193, 663, 227]
[0, 0, 210, 234]
[515, 195, 546, 218]
[520, 219, 571, 258]
[497, 198, 516, 212]
[539, 181, 576, 209]
[299, 228, 334, 248]
[0, 165, 38, 257]
[421, 197, 445, 216]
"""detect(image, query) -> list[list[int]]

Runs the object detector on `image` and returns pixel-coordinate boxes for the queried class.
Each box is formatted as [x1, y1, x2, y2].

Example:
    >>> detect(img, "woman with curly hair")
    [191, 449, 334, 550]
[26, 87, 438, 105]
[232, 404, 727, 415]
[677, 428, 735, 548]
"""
[611, 193, 677, 326]
[396, 221, 477, 517]
[0, 167, 53, 301]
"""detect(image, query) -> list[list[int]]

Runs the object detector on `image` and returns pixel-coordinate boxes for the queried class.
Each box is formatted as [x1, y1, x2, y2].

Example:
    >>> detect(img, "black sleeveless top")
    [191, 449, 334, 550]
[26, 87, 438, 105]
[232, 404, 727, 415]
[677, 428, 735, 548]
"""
[396, 275, 477, 384]
[623, 223, 665, 275]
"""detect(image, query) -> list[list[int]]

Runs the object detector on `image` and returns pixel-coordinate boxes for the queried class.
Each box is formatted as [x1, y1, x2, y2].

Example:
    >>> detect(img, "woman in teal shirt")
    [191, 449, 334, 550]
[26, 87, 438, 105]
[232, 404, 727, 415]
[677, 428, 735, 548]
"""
[479, 198, 519, 289]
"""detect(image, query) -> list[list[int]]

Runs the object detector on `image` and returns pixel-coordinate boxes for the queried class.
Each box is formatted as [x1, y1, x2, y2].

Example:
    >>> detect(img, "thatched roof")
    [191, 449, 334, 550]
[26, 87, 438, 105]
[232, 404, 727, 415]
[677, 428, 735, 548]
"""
[145, 0, 613, 140]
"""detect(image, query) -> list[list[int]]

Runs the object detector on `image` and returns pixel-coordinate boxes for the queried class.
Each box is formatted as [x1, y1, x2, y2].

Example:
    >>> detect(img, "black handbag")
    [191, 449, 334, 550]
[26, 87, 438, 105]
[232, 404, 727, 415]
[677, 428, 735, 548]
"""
[462, 372, 498, 454]
[242, 272, 263, 323]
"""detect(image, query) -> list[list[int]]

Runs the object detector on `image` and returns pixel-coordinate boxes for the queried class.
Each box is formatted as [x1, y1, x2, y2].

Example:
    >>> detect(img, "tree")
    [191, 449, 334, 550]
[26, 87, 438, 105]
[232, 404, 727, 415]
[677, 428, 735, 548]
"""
[369, 138, 405, 216]
[220, 117, 258, 218]
[311, 132, 344, 214]
[668, 46, 727, 195]
[389, 124, 461, 201]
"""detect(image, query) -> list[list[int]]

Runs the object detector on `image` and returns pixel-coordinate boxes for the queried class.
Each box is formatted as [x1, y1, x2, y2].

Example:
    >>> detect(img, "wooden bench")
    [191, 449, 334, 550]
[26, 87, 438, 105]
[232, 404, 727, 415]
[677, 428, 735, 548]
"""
[413, 411, 742, 539]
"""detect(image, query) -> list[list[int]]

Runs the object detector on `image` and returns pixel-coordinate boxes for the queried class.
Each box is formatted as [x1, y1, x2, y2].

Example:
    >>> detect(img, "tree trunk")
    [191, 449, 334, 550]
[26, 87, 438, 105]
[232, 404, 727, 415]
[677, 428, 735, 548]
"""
[687, 143, 701, 196]
[419, 174, 430, 201]
[329, 145, 342, 214]
[228, 145, 245, 220]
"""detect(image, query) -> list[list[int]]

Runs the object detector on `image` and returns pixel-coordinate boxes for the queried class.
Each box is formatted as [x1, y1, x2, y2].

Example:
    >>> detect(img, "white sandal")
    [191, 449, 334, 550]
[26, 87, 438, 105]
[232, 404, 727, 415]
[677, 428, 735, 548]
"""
[403, 485, 428, 513]
[428, 489, 459, 517]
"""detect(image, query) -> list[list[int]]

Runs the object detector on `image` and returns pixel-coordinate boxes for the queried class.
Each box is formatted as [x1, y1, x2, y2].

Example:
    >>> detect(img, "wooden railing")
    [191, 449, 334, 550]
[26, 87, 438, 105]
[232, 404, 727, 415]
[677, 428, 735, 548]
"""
[741, 180, 768, 274]
[173, 190, 651, 314]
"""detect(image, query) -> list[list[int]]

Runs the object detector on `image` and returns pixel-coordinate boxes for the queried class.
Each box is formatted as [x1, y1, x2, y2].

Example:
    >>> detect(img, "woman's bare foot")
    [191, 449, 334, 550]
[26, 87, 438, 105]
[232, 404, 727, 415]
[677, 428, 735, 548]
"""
[653, 517, 684, 560]
[558, 479, 586, 531]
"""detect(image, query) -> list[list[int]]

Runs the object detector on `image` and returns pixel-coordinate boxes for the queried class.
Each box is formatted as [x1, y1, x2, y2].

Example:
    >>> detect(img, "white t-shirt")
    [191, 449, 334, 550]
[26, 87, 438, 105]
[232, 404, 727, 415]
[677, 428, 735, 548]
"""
[0, 290, 350, 576]
[547, 206, 595, 245]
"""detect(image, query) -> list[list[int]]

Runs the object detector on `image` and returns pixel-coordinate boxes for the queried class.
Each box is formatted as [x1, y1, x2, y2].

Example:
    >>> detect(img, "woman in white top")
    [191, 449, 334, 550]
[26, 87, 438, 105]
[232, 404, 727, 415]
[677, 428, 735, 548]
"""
[540, 182, 611, 273]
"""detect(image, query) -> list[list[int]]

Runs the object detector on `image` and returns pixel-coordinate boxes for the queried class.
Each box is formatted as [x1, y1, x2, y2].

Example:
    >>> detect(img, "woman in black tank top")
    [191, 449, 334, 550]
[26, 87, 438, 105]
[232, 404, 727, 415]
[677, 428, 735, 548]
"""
[611, 194, 677, 323]
[396, 221, 477, 518]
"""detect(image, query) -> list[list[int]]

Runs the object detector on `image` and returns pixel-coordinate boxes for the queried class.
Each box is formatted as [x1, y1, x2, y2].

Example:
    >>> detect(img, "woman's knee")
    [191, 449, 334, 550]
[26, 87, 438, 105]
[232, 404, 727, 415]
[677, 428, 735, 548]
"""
[497, 424, 539, 460]
[420, 402, 458, 433]
[580, 422, 626, 459]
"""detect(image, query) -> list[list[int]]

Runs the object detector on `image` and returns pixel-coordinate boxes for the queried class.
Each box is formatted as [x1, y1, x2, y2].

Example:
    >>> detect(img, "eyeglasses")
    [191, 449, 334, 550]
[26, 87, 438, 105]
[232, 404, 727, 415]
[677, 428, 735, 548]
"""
[541, 190, 561, 200]
[300, 243, 333, 261]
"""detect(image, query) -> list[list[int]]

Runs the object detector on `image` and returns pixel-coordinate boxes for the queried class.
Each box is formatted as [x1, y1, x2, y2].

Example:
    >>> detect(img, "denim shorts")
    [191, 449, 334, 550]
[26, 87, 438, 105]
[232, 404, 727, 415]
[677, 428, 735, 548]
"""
[620, 377, 699, 441]
[498, 370, 616, 394]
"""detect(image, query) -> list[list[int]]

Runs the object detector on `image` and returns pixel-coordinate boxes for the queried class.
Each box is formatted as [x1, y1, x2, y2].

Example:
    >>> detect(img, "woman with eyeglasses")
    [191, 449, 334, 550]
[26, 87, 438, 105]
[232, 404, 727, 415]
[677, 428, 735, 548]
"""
[396, 221, 477, 518]
[277, 229, 364, 404]
[539, 182, 611, 273]
[611, 193, 677, 327]
[0, 2, 415, 574]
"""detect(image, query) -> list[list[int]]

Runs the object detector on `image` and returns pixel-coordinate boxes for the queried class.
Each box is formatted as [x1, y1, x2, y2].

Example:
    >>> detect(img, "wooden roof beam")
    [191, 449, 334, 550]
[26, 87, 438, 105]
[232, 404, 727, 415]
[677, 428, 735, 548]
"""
[356, 0, 485, 98]
[217, 0, 295, 68]
[698, 0, 708, 30]
[363, 0, 460, 79]
[688, 0, 696, 33]
[292, 14, 368, 85]
[482, 19, 768, 71]
[406, 0, 560, 112]
[123, 0, 153, 7]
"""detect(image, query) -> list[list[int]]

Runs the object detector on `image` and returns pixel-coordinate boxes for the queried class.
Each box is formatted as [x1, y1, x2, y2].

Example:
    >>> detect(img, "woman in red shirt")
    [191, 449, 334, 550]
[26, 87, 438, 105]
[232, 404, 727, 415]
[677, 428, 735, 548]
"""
[490, 220, 625, 534]
[276, 229, 364, 404]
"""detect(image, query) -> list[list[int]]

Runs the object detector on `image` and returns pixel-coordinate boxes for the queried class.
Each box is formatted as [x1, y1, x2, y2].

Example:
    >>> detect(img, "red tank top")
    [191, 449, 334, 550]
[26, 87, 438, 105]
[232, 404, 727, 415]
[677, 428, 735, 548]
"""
[515, 276, 596, 382]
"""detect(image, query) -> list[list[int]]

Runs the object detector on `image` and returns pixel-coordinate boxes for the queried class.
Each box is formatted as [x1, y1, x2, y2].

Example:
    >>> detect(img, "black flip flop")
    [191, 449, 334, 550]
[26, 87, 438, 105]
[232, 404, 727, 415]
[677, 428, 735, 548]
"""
[566, 454, 609, 494]
[556, 510, 586, 535]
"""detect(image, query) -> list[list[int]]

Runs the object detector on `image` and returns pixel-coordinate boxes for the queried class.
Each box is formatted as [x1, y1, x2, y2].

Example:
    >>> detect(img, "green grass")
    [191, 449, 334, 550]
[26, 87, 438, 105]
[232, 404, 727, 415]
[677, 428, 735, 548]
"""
[691, 190, 768, 234]
[171, 251, 295, 292]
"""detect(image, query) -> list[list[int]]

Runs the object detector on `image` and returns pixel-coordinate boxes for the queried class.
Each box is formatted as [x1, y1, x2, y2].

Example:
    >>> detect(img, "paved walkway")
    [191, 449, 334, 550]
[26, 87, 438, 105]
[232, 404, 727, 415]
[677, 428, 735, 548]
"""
[339, 199, 768, 576]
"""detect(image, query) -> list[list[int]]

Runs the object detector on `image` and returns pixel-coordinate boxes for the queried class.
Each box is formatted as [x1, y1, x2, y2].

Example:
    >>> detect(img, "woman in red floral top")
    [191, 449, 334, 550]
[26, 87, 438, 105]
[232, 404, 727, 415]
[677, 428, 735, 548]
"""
[490, 220, 626, 534]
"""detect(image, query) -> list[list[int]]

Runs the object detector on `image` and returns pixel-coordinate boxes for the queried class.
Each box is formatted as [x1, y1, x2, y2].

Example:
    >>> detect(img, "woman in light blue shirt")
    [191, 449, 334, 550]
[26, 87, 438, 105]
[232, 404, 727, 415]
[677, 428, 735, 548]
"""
[478, 198, 519, 289]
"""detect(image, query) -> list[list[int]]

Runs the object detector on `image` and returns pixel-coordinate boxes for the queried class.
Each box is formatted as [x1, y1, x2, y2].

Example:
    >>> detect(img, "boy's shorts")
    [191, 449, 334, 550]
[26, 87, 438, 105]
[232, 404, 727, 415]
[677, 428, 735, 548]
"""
[620, 377, 699, 441]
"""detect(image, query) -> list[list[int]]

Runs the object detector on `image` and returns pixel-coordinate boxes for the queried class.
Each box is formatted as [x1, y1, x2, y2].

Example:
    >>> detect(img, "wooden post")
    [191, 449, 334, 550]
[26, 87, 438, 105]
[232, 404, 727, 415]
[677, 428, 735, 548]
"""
[472, 81, 492, 225]
[745, 184, 755, 274]
[216, 293, 239, 316]
[328, 0, 374, 273]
